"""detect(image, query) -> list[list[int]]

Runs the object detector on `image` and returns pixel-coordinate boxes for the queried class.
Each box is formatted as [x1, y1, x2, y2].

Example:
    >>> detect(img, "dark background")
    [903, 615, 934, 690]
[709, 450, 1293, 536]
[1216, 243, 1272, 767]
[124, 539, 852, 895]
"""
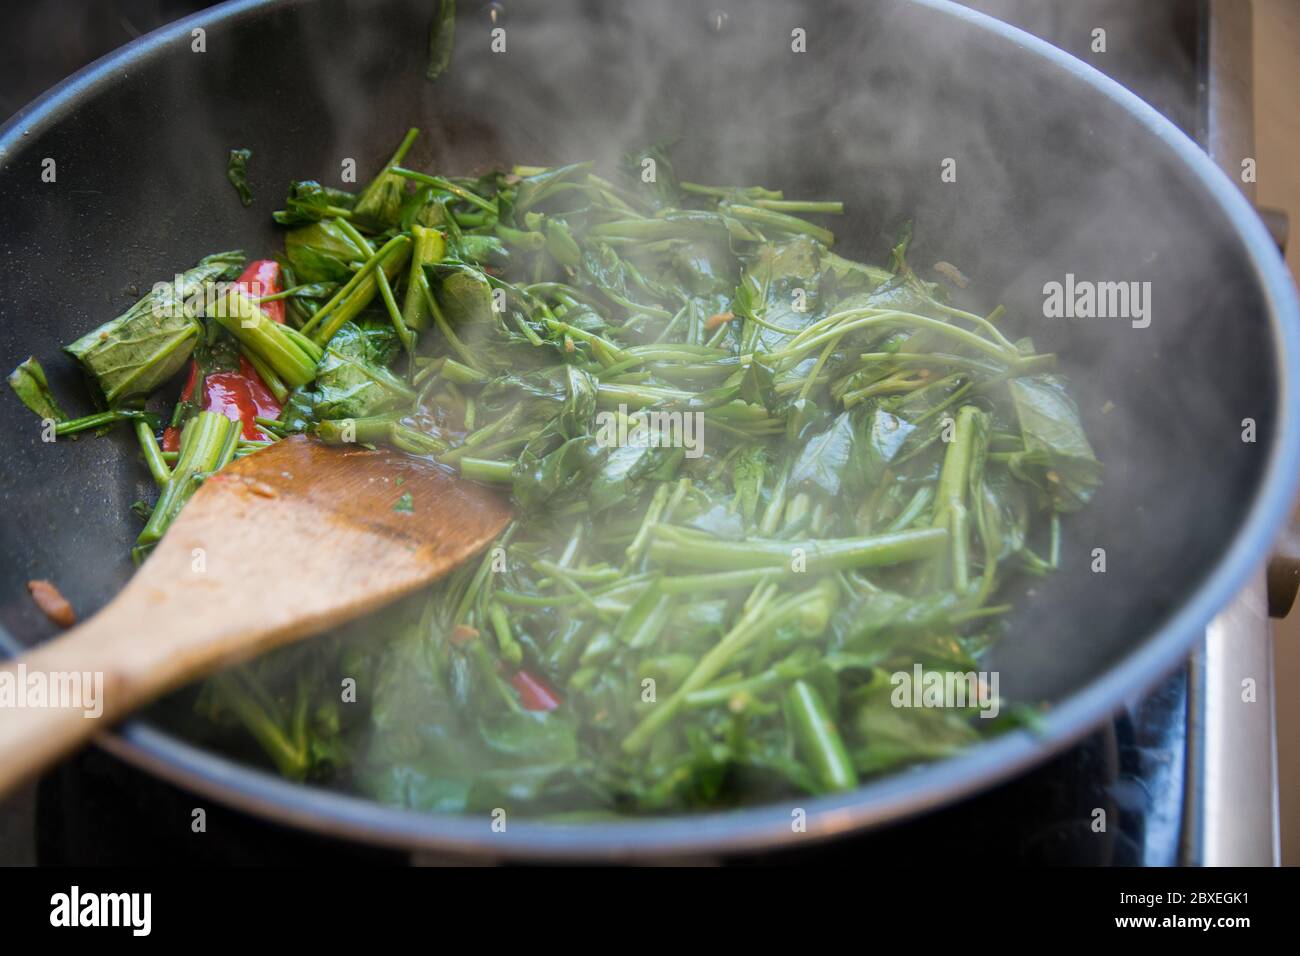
[0, 1, 219, 119]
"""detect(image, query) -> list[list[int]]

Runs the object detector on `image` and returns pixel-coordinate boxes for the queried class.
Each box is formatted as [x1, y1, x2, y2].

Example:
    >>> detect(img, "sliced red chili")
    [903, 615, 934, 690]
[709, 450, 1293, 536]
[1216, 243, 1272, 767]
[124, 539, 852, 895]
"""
[202, 357, 283, 442]
[509, 669, 562, 711]
[237, 259, 286, 325]
[163, 259, 285, 451]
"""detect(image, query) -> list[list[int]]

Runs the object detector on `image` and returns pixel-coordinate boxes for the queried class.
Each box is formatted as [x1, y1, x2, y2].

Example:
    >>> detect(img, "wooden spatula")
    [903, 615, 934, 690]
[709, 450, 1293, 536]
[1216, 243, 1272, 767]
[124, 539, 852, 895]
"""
[0, 435, 511, 795]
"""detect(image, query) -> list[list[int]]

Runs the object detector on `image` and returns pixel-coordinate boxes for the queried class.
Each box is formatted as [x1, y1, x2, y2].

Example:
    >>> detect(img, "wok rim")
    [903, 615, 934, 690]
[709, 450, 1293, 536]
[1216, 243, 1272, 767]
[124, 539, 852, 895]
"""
[1, 0, 1297, 860]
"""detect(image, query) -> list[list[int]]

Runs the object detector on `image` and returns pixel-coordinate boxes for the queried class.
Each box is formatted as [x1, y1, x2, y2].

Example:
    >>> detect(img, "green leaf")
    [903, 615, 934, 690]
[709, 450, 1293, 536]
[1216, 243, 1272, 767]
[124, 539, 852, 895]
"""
[621, 143, 681, 209]
[426, 0, 456, 82]
[672, 239, 737, 297]
[7, 357, 67, 422]
[272, 180, 357, 225]
[589, 443, 683, 513]
[478, 365, 595, 431]
[848, 674, 981, 775]
[736, 236, 825, 350]
[450, 237, 504, 271]
[790, 411, 854, 497]
[284, 220, 368, 283]
[851, 404, 916, 489]
[1007, 374, 1102, 512]
[730, 445, 768, 523]
[431, 262, 495, 325]
[513, 162, 593, 215]
[829, 589, 969, 659]
[477, 710, 578, 765]
[738, 357, 775, 407]
[512, 435, 604, 512]
[64, 251, 244, 406]
[352, 128, 420, 231]
[308, 320, 409, 420]
[226, 148, 253, 207]
[976, 468, 1031, 561]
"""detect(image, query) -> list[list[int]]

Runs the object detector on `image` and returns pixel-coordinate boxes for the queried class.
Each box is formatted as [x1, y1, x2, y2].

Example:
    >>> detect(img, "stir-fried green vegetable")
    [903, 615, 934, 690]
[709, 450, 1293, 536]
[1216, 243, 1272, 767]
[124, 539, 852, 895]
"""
[64, 251, 245, 407]
[7, 129, 1099, 816]
[227, 148, 254, 207]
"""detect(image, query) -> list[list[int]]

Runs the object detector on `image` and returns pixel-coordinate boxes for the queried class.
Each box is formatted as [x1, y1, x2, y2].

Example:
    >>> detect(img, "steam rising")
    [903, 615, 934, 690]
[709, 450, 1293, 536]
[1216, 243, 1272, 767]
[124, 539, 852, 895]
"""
[401, 0, 1268, 700]
[0, 0, 1281, 717]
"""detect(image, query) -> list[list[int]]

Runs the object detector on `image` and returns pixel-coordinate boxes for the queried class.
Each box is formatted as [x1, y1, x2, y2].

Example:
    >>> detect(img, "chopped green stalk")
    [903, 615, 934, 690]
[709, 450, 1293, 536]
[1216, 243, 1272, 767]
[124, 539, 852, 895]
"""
[240, 346, 289, 403]
[253, 416, 287, 436]
[545, 219, 583, 267]
[389, 424, 449, 456]
[133, 410, 237, 562]
[390, 167, 496, 212]
[459, 457, 515, 483]
[649, 525, 947, 573]
[316, 412, 404, 445]
[210, 674, 309, 779]
[135, 420, 171, 487]
[589, 213, 759, 243]
[488, 602, 524, 665]
[751, 199, 843, 214]
[623, 583, 812, 752]
[681, 180, 783, 200]
[401, 225, 446, 330]
[301, 234, 412, 344]
[775, 309, 1018, 369]
[54, 409, 157, 436]
[374, 264, 416, 355]
[210, 288, 321, 388]
[439, 357, 487, 385]
[660, 568, 778, 594]
[494, 223, 546, 250]
[785, 680, 858, 792]
[720, 203, 835, 244]
[931, 405, 986, 592]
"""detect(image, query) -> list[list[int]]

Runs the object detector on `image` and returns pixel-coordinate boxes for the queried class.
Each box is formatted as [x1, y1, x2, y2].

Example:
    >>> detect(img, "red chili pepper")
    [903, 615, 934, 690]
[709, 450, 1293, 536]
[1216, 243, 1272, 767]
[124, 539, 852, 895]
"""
[163, 260, 285, 451]
[237, 259, 285, 325]
[202, 356, 284, 441]
[509, 669, 562, 712]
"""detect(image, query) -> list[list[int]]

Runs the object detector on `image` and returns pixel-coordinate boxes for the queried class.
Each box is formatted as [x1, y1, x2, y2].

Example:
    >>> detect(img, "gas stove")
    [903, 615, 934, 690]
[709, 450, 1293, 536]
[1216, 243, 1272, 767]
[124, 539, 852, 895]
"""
[0, 0, 1279, 865]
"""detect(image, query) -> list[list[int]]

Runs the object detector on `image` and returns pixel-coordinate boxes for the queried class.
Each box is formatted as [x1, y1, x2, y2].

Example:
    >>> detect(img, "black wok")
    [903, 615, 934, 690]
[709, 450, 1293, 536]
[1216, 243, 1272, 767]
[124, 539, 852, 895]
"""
[1, 0, 1297, 859]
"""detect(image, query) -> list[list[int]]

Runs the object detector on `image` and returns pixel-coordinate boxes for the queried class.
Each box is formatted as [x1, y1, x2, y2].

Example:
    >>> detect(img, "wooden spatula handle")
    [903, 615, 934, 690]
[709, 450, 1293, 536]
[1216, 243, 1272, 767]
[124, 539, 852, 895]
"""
[0, 591, 187, 795]
[0, 549, 355, 795]
[0, 436, 511, 797]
